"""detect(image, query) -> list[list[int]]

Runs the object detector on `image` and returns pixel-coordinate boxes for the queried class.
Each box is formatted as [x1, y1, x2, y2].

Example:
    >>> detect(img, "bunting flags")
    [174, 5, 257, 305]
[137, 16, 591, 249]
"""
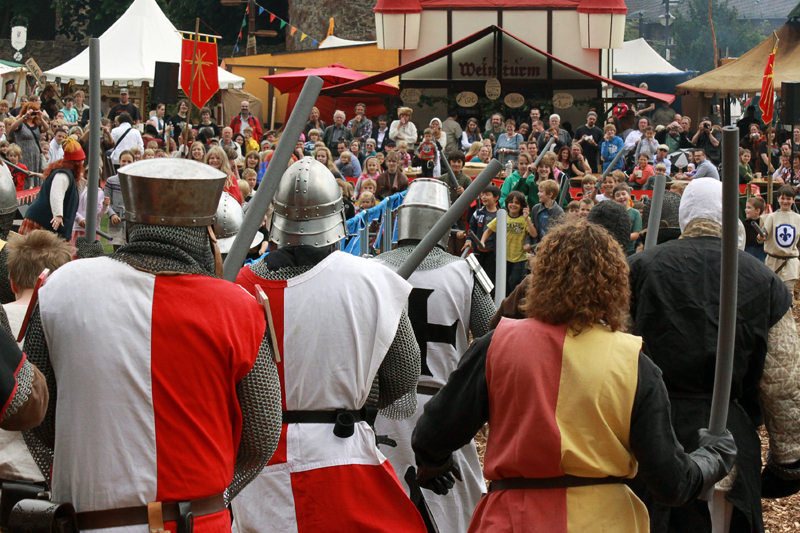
[759, 32, 779, 125]
[231, 2, 324, 55]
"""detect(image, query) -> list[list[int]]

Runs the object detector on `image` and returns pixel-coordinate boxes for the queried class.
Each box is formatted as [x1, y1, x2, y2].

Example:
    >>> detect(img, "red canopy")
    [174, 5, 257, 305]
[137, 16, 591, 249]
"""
[262, 64, 399, 96]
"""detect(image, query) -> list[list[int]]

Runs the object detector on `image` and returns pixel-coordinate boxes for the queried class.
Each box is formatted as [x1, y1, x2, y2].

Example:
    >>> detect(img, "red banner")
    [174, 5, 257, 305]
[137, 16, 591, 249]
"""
[759, 40, 778, 124]
[180, 39, 220, 109]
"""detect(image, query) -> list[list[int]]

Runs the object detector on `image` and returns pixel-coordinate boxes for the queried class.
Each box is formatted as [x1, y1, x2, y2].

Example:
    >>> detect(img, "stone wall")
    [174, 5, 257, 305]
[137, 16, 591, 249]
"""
[0, 38, 85, 71]
[286, 0, 375, 51]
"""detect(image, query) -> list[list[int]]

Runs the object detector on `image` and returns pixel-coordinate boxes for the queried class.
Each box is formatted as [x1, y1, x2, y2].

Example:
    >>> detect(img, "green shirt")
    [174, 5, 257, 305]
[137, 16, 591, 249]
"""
[512, 176, 539, 213]
[500, 171, 523, 207]
[628, 207, 642, 254]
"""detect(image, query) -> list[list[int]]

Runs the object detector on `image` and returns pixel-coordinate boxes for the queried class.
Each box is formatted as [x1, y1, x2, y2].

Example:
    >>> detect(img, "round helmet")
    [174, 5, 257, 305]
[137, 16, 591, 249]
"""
[270, 157, 348, 248]
[0, 165, 17, 216]
[214, 192, 264, 254]
[396, 178, 451, 249]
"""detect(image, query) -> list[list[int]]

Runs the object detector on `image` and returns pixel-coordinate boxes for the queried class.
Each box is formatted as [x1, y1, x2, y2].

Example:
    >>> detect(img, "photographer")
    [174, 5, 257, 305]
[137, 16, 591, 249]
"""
[691, 117, 721, 166]
[656, 121, 692, 154]
[9, 102, 50, 176]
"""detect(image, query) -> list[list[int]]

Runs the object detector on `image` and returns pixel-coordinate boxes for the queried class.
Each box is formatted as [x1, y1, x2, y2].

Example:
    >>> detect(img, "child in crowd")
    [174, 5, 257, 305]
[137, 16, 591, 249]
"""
[578, 197, 594, 218]
[336, 178, 356, 220]
[40, 141, 50, 168]
[0, 140, 8, 158]
[581, 174, 597, 202]
[595, 174, 616, 202]
[601, 124, 624, 172]
[643, 163, 671, 190]
[355, 156, 381, 199]
[500, 153, 532, 208]
[129, 146, 142, 161]
[566, 200, 581, 220]
[104, 150, 133, 250]
[634, 126, 658, 163]
[358, 191, 376, 212]
[481, 190, 532, 296]
[744, 196, 766, 262]
[761, 185, 800, 291]
[395, 141, 411, 169]
[305, 129, 320, 155]
[336, 151, 357, 178]
[633, 201, 645, 219]
[4, 230, 74, 345]
[360, 178, 377, 198]
[528, 179, 564, 248]
[6, 144, 30, 191]
[241, 169, 257, 202]
[613, 183, 642, 256]
[375, 151, 386, 171]
[142, 149, 155, 160]
[238, 179, 251, 204]
[461, 185, 499, 288]
[629, 153, 654, 190]
[243, 127, 259, 154]
[415, 129, 438, 177]
[670, 181, 689, 195]
[440, 151, 472, 209]
[72, 176, 110, 248]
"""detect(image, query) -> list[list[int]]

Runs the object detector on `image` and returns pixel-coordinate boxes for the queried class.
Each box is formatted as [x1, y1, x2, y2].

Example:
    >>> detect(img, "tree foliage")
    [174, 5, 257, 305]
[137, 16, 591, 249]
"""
[671, 0, 769, 73]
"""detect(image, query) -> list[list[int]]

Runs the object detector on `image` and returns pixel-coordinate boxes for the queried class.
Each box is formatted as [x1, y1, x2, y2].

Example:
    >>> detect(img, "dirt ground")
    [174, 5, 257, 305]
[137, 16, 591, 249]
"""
[471, 298, 800, 529]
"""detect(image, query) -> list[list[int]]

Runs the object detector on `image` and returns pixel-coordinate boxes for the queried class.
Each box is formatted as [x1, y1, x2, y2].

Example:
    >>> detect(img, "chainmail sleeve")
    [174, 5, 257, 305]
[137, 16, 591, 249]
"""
[470, 280, 496, 339]
[376, 309, 420, 420]
[21, 305, 56, 487]
[0, 248, 14, 305]
[0, 304, 11, 337]
[227, 331, 283, 503]
[74, 236, 107, 259]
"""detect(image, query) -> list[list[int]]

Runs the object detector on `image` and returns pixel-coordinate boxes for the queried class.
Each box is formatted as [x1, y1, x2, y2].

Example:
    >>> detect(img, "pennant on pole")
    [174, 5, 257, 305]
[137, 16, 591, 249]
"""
[180, 38, 220, 109]
[290, 26, 297, 36]
[759, 32, 779, 124]
[270, 13, 276, 22]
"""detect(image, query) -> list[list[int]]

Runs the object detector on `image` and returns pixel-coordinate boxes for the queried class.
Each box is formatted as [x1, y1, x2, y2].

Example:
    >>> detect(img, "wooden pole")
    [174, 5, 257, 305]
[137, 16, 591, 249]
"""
[13, 68, 24, 108]
[187, 18, 201, 128]
[247, 0, 257, 56]
[141, 81, 148, 124]
[709, 0, 719, 69]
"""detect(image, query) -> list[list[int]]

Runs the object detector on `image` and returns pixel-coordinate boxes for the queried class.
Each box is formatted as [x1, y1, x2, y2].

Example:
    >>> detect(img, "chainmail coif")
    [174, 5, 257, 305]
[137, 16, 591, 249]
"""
[0, 213, 14, 241]
[377, 245, 495, 338]
[248, 254, 421, 420]
[111, 224, 216, 276]
[641, 191, 682, 230]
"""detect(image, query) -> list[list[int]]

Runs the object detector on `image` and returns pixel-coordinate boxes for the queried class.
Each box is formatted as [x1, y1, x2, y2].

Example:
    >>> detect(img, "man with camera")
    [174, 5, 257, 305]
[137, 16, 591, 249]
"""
[692, 117, 721, 166]
[656, 121, 692, 154]
[574, 111, 603, 172]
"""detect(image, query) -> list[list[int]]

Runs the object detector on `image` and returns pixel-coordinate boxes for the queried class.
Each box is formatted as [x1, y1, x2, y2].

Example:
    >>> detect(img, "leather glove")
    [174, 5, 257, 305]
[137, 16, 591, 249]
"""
[74, 236, 106, 259]
[689, 429, 737, 496]
[416, 455, 463, 496]
[762, 456, 800, 499]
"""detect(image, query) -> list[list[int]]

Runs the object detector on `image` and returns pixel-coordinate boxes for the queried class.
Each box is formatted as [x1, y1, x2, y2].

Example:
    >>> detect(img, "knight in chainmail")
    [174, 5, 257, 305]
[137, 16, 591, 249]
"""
[0, 162, 18, 304]
[231, 157, 428, 533]
[372, 178, 494, 533]
[640, 190, 682, 245]
[21, 158, 282, 531]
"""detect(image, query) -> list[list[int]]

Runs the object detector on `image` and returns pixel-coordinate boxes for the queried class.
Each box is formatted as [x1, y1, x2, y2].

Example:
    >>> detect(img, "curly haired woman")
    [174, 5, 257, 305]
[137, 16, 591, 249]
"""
[411, 220, 737, 533]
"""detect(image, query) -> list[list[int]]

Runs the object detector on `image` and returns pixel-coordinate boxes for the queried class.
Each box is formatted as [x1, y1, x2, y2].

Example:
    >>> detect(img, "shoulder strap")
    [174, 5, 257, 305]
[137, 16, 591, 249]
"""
[115, 126, 133, 146]
[24, 123, 43, 154]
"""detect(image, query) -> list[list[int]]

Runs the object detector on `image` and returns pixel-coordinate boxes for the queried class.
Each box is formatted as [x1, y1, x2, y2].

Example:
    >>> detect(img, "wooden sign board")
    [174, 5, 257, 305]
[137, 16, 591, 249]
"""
[485, 78, 501, 100]
[553, 93, 574, 109]
[400, 88, 421, 105]
[26, 58, 62, 105]
[456, 91, 478, 108]
[504, 93, 525, 108]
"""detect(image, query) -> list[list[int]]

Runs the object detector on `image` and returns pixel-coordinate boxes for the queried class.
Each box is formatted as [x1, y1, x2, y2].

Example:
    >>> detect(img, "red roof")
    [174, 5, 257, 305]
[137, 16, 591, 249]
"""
[419, 0, 579, 6]
[321, 25, 674, 104]
[577, 0, 627, 14]
[374, 0, 423, 14]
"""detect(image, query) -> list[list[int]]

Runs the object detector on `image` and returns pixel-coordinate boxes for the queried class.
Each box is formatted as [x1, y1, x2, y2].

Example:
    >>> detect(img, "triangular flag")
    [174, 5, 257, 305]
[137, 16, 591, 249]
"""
[280, 20, 286, 29]
[241, 19, 247, 28]
[245, 5, 249, 13]
[312, 39, 318, 46]
[300, 33, 307, 41]
[290, 26, 297, 36]
[234, 44, 239, 52]
[238, 30, 242, 39]
[270, 13, 276, 22]
[259, 7, 264, 15]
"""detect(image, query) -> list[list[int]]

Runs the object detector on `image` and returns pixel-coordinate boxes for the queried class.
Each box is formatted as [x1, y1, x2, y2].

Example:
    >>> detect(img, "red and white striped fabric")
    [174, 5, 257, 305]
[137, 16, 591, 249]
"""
[38, 256, 265, 533]
[232, 251, 427, 533]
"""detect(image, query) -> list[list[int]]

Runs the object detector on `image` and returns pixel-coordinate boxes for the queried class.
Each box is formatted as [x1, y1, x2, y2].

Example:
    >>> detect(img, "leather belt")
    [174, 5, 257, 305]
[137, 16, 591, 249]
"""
[767, 253, 798, 275]
[76, 493, 226, 530]
[416, 384, 441, 396]
[282, 407, 375, 425]
[489, 475, 626, 492]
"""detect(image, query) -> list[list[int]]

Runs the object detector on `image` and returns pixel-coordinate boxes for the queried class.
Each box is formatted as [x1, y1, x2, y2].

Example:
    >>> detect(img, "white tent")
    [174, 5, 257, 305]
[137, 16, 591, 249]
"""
[44, 0, 244, 89]
[612, 38, 681, 76]
[319, 36, 376, 49]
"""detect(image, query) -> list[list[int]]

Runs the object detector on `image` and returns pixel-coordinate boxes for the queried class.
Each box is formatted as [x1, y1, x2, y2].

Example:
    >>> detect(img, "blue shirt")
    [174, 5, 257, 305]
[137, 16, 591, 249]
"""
[61, 107, 79, 124]
[538, 209, 550, 238]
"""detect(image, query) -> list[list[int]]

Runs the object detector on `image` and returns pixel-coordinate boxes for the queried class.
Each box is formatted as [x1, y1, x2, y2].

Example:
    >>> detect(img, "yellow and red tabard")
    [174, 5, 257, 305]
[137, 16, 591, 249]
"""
[475, 318, 648, 533]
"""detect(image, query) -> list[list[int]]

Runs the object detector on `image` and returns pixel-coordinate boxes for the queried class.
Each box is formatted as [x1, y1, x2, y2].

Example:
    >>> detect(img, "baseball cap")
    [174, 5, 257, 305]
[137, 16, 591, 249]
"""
[120, 88, 129, 95]
[658, 144, 670, 152]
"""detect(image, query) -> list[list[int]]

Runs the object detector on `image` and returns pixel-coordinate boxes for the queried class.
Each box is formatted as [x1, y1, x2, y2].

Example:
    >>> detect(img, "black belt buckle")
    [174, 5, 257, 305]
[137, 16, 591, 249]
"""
[333, 410, 356, 439]
[177, 501, 193, 533]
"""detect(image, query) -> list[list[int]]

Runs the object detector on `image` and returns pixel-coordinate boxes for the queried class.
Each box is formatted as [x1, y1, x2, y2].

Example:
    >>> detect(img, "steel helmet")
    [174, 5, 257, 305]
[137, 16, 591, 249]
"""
[396, 178, 451, 250]
[214, 192, 264, 254]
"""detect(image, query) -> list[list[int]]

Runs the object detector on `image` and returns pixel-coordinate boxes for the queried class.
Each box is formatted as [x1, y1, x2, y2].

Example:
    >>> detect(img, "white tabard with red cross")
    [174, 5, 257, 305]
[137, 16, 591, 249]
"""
[373, 256, 486, 533]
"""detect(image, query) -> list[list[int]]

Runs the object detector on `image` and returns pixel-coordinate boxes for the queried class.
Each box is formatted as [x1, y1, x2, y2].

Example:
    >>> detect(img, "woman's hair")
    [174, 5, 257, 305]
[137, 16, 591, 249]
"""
[765, 126, 777, 144]
[205, 145, 233, 182]
[505, 118, 516, 127]
[466, 118, 480, 133]
[313, 146, 337, 172]
[539, 152, 556, 169]
[189, 141, 206, 160]
[43, 158, 84, 183]
[19, 102, 42, 126]
[557, 145, 570, 162]
[233, 133, 245, 144]
[119, 150, 134, 162]
[523, 220, 629, 334]
[466, 141, 483, 158]
[336, 178, 354, 200]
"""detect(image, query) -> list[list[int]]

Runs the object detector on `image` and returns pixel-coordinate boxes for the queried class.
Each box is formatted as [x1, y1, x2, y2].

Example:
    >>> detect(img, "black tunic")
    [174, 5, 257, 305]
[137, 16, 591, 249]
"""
[628, 236, 792, 533]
